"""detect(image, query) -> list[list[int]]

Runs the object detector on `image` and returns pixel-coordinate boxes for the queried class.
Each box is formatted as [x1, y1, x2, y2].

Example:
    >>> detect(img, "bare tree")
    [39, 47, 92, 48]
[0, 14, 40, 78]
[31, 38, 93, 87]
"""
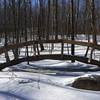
[4, 0, 10, 62]
[71, 0, 75, 62]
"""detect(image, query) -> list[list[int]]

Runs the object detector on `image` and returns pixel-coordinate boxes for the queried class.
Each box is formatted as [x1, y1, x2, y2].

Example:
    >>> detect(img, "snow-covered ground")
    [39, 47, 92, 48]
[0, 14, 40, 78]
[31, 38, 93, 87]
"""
[0, 35, 100, 100]
[0, 71, 100, 100]
[0, 59, 99, 100]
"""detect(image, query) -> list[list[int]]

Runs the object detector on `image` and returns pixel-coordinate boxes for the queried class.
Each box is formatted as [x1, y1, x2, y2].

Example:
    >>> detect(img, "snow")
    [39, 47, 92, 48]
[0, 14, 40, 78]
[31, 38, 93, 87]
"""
[0, 59, 100, 100]
[0, 35, 100, 100]
[0, 71, 100, 100]
[2, 59, 99, 72]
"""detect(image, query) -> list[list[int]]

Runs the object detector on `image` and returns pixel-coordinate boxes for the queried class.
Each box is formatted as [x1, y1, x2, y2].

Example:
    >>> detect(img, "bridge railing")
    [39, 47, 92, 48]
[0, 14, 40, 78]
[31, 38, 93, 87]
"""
[0, 39, 100, 67]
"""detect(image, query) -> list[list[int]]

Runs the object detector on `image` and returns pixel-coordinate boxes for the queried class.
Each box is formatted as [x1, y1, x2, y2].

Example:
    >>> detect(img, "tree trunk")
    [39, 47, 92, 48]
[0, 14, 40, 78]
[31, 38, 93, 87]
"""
[71, 0, 75, 62]
[4, 0, 10, 62]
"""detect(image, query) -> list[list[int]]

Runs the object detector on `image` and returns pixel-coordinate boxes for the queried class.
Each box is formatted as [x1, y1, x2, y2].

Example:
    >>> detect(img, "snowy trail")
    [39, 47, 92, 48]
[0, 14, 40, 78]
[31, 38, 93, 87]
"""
[0, 72, 100, 100]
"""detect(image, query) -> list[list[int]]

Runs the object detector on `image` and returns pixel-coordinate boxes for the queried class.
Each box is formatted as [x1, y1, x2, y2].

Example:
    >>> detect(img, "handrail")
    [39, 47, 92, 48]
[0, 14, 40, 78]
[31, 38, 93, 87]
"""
[0, 39, 100, 55]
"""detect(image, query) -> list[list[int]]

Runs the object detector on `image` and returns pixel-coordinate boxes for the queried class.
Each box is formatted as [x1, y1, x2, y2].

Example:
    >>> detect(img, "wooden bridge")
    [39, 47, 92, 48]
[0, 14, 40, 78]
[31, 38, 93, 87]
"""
[0, 39, 100, 70]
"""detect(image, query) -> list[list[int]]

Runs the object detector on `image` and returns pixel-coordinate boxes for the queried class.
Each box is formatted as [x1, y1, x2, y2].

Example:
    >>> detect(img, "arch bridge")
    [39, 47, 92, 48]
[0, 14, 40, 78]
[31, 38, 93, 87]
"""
[0, 38, 100, 70]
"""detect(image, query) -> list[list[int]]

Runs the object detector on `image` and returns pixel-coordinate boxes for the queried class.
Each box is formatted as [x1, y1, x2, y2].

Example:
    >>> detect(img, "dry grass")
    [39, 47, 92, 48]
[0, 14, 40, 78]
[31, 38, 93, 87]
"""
[72, 75, 100, 91]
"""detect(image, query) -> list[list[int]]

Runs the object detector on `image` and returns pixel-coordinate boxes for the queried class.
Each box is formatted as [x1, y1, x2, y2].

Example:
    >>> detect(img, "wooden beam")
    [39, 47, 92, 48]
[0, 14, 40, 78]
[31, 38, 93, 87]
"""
[0, 39, 100, 55]
[0, 54, 100, 70]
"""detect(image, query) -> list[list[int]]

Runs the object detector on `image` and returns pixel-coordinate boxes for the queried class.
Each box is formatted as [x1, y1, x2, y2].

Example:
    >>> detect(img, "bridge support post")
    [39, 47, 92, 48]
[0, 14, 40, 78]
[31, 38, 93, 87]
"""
[61, 42, 64, 59]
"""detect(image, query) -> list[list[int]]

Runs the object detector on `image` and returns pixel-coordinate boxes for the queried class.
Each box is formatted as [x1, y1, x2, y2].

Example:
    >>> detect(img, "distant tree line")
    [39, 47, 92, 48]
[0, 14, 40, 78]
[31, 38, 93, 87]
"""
[0, 0, 100, 62]
[0, 0, 100, 39]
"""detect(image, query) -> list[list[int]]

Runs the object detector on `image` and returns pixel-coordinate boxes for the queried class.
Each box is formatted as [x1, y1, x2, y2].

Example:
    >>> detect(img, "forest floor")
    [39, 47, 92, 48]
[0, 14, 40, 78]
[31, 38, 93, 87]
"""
[0, 60, 100, 100]
[0, 35, 100, 100]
